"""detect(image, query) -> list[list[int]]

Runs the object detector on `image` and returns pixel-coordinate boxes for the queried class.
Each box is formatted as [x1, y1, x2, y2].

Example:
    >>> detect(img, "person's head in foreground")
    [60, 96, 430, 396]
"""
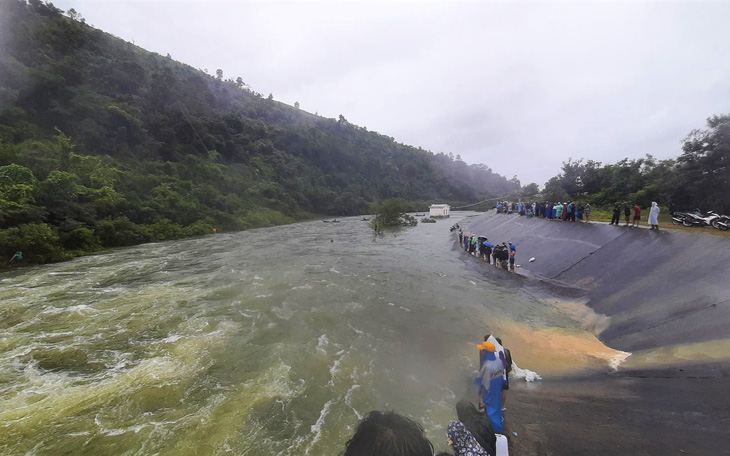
[342, 410, 434, 456]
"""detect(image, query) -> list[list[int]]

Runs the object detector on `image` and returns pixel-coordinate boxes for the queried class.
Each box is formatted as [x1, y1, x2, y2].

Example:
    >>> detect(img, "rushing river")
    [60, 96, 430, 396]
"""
[0, 213, 624, 455]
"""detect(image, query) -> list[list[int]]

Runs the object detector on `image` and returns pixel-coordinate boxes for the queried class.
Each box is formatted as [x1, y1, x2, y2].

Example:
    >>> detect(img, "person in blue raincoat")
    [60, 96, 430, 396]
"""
[476, 341, 505, 433]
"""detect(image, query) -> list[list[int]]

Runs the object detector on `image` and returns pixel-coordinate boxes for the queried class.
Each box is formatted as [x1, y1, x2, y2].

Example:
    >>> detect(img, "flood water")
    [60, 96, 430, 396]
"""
[0, 213, 625, 455]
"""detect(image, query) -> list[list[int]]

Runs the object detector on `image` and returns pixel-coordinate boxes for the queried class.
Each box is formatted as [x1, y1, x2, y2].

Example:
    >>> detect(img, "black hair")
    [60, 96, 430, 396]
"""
[495, 337, 502, 346]
[483, 334, 491, 342]
[342, 410, 434, 456]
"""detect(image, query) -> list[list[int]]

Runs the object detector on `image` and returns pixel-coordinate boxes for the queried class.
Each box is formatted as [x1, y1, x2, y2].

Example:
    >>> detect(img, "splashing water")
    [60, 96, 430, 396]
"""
[0, 214, 627, 455]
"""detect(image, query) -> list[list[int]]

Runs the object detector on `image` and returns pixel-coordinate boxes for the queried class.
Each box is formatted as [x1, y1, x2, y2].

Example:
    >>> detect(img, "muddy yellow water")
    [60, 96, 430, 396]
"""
[1, 214, 640, 454]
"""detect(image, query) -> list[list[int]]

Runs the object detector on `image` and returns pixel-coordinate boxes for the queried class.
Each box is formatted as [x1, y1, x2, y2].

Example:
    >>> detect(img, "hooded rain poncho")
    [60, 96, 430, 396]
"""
[648, 202, 660, 225]
[478, 350, 505, 433]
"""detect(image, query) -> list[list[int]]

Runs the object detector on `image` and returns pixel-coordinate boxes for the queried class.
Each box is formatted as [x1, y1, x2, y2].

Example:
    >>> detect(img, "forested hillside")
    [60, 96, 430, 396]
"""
[0, 0, 518, 264]
[540, 114, 729, 213]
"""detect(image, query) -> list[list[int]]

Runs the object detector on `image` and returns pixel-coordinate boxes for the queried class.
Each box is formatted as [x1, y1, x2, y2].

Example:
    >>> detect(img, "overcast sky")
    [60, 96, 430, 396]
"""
[52, 0, 730, 186]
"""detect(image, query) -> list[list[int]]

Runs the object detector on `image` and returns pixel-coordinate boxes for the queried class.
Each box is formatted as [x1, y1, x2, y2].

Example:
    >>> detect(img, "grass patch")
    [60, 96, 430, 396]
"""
[585, 209, 730, 237]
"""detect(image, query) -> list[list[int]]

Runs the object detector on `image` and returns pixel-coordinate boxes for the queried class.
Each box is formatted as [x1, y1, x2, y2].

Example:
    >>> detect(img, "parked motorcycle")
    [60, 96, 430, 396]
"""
[671, 212, 700, 226]
[714, 213, 730, 231]
[671, 211, 726, 229]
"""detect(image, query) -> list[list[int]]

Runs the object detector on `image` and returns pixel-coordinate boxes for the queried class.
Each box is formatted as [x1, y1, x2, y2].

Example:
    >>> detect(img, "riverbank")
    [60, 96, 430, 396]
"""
[585, 208, 730, 238]
[0, 211, 317, 271]
[461, 211, 730, 356]
[455, 211, 730, 455]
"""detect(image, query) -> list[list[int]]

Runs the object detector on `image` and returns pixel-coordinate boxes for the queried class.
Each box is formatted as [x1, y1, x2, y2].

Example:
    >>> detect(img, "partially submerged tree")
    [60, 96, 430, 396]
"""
[369, 198, 417, 232]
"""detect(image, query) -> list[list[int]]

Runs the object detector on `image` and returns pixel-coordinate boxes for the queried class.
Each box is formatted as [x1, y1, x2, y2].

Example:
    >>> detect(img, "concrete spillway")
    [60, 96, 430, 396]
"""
[462, 212, 730, 353]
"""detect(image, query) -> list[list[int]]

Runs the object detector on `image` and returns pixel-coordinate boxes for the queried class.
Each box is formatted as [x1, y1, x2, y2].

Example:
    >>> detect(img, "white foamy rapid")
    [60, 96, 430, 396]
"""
[510, 361, 543, 382]
[608, 351, 632, 371]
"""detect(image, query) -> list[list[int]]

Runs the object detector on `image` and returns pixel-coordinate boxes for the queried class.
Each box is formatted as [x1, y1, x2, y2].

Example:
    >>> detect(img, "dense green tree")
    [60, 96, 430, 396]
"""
[369, 198, 418, 232]
[0, 223, 68, 263]
[520, 183, 540, 198]
[540, 115, 728, 212]
[673, 115, 730, 213]
[0, 0, 517, 266]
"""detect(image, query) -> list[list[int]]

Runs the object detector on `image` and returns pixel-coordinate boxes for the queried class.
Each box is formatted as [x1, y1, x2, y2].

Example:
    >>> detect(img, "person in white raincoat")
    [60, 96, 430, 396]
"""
[648, 202, 660, 230]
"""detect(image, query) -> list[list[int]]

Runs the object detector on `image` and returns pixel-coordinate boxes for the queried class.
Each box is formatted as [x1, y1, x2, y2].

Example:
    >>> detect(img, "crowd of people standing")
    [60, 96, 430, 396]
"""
[496, 200, 661, 229]
[497, 200, 591, 222]
[340, 335, 513, 456]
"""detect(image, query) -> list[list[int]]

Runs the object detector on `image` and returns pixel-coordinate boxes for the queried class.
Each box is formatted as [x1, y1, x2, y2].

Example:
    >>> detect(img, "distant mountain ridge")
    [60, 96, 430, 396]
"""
[0, 0, 518, 263]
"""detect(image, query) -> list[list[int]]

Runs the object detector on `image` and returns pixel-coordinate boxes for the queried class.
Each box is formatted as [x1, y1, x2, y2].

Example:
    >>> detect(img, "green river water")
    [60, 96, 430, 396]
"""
[0, 214, 622, 455]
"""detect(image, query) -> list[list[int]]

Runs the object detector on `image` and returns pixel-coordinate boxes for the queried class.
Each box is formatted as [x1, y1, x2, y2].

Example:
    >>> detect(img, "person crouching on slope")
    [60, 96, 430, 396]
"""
[454, 399, 496, 456]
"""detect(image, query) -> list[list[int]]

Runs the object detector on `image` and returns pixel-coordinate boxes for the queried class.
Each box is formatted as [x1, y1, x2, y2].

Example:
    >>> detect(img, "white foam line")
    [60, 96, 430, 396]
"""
[328, 352, 347, 386]
[329, 361, 341, 383]
[159, 335, 183, 344]
[608, 351, 632, 371]
[305, 400, 334, 454]
[317, 334, 329, 355]
[345, 384, 362, 420]
[510, 361, 542, 382]
[347, 324, 365, 335]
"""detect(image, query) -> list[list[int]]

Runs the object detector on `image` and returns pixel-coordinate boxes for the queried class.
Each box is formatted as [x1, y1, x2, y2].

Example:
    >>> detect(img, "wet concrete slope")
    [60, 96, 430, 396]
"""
[463, 212, 730, 352]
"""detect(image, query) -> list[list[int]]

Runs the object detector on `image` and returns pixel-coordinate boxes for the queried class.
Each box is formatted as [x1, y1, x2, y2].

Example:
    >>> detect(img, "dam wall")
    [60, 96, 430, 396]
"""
[462, 212, 730, 352]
